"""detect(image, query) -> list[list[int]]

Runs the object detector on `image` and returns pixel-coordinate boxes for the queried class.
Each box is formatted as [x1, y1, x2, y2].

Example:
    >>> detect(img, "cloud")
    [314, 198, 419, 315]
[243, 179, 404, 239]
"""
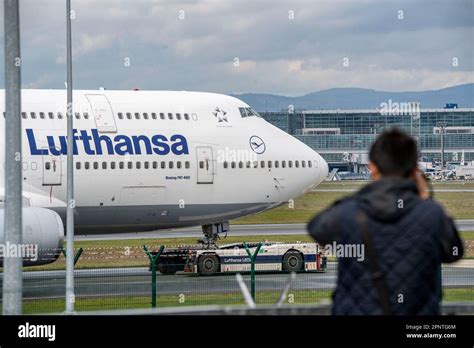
[0, 0, 472, 94]
[56, 33, 114, 64]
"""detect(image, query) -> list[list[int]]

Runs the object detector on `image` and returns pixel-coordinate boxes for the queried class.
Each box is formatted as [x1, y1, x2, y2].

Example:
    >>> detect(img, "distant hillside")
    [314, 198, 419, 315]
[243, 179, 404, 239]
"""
[231, 83, 473, 112]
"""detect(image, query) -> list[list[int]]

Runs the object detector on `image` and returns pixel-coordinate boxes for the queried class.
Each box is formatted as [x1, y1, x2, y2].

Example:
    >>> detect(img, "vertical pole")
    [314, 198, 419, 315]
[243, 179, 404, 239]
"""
[3, 0, 23, 315]
[437, 122, 447, 170]
[440, 125, 445, 169]
[65, 0, 75, 314]
[144, 245, 165, 308]
[243, 242, 263, 302]
[150, 263, 157, 308]
[250, 255, 256, 300]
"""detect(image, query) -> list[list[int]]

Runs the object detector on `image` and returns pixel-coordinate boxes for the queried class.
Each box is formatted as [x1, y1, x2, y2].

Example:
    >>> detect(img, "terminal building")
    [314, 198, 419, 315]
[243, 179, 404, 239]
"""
[261, 105, 474, 174]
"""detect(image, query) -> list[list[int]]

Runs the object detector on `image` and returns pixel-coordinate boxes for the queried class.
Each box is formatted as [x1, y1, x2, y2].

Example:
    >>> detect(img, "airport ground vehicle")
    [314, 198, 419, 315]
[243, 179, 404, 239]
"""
[152, 242, 327, 275]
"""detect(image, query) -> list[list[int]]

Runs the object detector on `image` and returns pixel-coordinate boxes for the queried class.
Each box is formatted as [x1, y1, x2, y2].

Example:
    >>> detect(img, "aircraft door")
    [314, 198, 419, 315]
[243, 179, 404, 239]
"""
[196, 146, 214, 184]
[85, 94, 117, 133]
[42, 151, 62, 186]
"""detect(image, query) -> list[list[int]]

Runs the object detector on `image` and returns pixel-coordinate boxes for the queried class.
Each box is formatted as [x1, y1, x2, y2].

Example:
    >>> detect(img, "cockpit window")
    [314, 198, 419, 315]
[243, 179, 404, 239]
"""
[239, 107, 261, 118]
[249, 108, 261, 117]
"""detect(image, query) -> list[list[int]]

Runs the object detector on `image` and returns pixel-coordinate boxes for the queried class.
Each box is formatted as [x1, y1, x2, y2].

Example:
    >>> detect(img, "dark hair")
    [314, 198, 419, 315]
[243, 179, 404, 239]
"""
[369, 128, 418, 178]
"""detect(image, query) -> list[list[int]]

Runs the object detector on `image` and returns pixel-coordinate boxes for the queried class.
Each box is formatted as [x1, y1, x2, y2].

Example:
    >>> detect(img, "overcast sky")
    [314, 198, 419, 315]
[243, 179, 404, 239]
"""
[0, 0, 472, 96]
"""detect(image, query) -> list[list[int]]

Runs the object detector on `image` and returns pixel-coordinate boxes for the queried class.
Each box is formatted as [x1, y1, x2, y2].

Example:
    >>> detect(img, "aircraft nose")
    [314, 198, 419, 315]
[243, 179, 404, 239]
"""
[317, 154, 329, 183]
[303, 145, 328, 188]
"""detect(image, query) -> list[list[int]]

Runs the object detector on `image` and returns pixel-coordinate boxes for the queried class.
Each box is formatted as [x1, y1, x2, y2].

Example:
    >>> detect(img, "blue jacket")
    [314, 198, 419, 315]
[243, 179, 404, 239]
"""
[307, 178, 464, 315]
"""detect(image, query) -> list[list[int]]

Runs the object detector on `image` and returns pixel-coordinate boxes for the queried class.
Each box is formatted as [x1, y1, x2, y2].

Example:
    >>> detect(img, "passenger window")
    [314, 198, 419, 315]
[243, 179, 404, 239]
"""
[176, 113, 182, 120]
[161, 161, 166, 169]
[169, 161, 174, 169]
[231, 162, 236, 169]
[308, 161, 312, 168]
[75, 112, 81, 119]
[58, 112, 63, 119]
[268, 161, 272, 168]
[152, 161, 158, 169]
[199, 161, 204, 169]
[136, 162, 141, 169]
[39, 112, 45, 119]
[143, 113, 149, 120]
[289, 161, 293, 168]
[275, 161, 279, 168]
[184, 113, 190, 120]
[238, 161, 243, 169]
[282, 161, 286, 168]
[260, 161, 265, 168]
[302, 161, 306, 168]
[177, 161, 182, 169]
[246, 161, 251, 168]
[144, 161, 149, 169]
[111, 162, 116, 170]
[76, 162, 81, 170]
[118, 112, 123, 119]
[30, 112, 36, 119]
[253, 161, 258, 168]
[84, 112, 89, 119]
[93, 162, 98, 169]
[135, 113, 140, 120]
[22, 112, 27, 119]
[168, 113, 173, 120]
[102, 162, 107, 169]
[45, 162, 51, 170]
[224, 161, 228, 169]
[48, 112, 54, 119]
[151, 113, 157, 120]
[85, 162, 90, 170]
[295, 161, 299, 168]
[127, 162, 133, 169]
[185, 161, 190, 169]
[160, 113, 165, 120]
[119, 162, 124, 169]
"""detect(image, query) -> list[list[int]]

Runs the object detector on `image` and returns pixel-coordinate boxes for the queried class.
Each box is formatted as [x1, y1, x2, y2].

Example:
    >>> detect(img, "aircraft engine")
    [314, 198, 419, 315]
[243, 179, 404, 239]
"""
[0, 207, 64, 266]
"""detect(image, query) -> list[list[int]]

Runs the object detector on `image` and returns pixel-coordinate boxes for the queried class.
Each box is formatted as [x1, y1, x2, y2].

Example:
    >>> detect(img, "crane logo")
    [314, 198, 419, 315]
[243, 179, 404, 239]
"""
[249, 135, 266, 154]
[212, 107, 228, 123]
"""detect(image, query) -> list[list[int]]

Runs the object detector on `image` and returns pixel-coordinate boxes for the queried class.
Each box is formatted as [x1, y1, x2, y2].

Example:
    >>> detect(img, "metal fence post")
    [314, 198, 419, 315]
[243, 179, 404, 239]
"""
[64, 0, 76, 315]
[61, 247, 83, 266]
[235, 273, 256, 308]
[143, 245, 165, 308]
[3, 0, 23, 315]
[243, 242, 263, 302]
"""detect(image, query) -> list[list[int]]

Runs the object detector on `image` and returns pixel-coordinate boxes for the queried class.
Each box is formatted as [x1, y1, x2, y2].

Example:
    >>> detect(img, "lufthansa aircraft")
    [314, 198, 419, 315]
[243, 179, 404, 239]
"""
[0, 89, 328, 264]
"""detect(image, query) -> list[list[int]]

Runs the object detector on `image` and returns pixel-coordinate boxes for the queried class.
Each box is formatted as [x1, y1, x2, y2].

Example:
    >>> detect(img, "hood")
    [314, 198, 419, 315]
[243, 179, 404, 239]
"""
[355, 178, 421, 222]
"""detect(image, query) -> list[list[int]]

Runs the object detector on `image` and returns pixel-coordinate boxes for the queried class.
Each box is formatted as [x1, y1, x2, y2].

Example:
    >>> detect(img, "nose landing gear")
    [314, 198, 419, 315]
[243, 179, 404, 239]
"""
[198, 221, 229, 249]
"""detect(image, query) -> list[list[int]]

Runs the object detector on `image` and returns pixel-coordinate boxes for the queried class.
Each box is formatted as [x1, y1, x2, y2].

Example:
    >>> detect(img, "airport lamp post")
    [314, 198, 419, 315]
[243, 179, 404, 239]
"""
[437, 122, 447, 169]
[3, 0, 23, 315]
[65, 0, 76, 314]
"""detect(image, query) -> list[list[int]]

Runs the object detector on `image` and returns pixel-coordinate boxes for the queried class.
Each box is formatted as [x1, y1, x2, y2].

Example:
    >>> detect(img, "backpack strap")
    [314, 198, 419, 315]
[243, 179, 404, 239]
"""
[356, 210, 393, 315]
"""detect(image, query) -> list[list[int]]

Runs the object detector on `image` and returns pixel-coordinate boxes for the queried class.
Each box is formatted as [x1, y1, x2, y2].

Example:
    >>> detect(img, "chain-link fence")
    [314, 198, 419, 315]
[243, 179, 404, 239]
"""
[1, 245, 473, 314]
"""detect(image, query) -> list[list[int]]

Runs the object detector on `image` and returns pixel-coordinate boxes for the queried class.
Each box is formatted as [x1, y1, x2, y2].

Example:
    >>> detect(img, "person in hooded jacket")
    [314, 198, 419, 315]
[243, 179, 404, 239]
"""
[307, 128, 464, 315]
